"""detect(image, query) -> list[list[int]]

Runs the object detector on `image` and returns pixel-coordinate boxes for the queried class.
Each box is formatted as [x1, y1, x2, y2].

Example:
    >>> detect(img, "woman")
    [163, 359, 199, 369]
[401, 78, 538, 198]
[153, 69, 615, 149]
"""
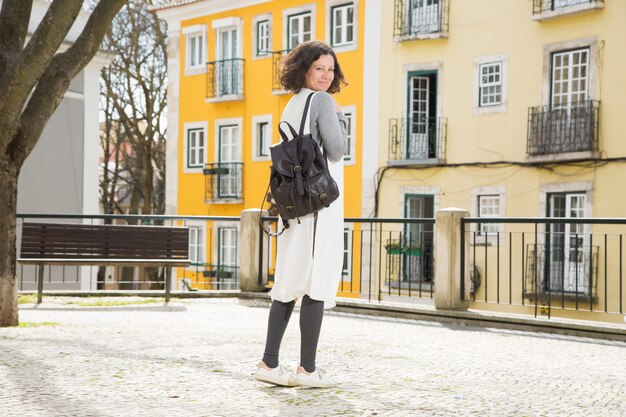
[254, 41, 348, 388]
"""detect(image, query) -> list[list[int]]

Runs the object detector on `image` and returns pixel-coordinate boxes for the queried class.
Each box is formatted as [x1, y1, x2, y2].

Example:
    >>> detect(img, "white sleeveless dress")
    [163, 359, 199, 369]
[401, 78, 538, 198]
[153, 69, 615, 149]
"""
[269, 89, 345, 309]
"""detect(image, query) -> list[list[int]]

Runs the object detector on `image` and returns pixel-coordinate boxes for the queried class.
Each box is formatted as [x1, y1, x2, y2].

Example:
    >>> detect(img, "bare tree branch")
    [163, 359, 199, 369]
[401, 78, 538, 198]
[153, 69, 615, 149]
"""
[15, 0, 128, 165]
[0, 0, 33, 77]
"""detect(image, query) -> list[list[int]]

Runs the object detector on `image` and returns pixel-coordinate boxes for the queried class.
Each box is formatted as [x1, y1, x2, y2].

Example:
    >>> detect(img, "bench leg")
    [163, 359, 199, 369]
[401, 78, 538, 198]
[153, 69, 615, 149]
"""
[165, 266, 171, 303]
[37, 265, 44, 304]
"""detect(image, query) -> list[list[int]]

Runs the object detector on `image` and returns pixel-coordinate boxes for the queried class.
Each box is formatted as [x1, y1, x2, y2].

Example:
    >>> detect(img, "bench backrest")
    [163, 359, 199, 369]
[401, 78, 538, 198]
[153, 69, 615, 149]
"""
[19, 222, 189, 261]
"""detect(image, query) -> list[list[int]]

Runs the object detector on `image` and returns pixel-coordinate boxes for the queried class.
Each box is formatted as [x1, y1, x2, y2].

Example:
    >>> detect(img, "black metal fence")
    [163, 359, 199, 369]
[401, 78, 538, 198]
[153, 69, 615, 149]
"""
[260, 217, 436, 302]
[532, 0, 603, 14]
[16, 214, 241, 292]
[206, 59, 245, 99]
[388, 117, 447, 162]
[527, 100, 600, 156]
[461, 218, 625, 318]
[393, 0, 449, 38]
[203, 163, 243, 201]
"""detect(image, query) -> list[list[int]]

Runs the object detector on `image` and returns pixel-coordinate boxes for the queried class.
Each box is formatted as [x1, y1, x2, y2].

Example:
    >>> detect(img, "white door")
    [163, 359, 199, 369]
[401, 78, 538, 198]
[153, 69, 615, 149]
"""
[410, 0, 440, 33]
[218, 125, 241, 197]
[217, 27, 238, 95]
[409, 76, 430, 160]
[548, 193, 587, 293]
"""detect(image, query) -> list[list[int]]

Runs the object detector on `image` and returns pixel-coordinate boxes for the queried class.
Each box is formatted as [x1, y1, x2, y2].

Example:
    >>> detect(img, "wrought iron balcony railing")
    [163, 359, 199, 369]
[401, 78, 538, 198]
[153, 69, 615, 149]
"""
[393, 0, 449, 39]
[527, 100, 600, 156]
[203, 162, 243, 201]
[525, 243, 598, 298]
[206, 59, 245, 99]
[271, 50, 290, 92]
[532, 0, 603, 15]
[388, 117, 447, 162]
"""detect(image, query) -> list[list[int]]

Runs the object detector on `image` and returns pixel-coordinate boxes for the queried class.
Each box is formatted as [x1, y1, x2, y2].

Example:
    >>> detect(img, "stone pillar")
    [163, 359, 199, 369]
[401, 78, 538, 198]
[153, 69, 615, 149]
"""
[434, 208, 470, 310]
[239, 209, 267, 292]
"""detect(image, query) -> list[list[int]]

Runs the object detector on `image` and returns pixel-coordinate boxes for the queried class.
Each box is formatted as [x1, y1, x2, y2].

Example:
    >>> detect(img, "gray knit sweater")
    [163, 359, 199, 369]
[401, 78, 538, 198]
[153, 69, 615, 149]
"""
[308, 91, 348, 163]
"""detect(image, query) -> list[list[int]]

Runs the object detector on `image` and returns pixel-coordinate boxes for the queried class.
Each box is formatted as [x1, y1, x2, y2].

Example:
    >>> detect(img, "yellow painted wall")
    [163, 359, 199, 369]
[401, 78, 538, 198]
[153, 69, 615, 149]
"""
[177, 0, 364, 218]
[376, 0, 626, 321]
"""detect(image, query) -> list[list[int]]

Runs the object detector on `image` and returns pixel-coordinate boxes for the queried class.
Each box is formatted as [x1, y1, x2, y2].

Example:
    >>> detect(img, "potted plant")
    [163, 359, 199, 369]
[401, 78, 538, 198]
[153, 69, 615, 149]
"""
[384, 240, 422, 256]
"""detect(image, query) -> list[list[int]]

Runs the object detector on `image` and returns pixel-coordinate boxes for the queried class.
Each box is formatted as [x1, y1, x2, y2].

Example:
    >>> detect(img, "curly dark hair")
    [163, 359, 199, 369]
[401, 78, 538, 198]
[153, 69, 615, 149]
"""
[280, 40, 347, 94]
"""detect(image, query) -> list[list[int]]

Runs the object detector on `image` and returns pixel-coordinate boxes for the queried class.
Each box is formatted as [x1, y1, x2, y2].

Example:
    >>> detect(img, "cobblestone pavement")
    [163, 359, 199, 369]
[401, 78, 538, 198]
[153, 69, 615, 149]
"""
[1, 297, 625, 417]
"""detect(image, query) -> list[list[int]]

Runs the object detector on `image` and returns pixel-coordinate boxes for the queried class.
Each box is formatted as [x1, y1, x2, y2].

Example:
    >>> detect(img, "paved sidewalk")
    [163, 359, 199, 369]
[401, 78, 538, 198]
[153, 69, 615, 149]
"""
[1, 298, 625, 417]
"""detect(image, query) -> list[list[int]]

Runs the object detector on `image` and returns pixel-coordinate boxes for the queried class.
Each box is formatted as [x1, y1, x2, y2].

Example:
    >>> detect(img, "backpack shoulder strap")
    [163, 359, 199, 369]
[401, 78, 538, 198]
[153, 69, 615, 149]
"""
[298, 92, 317, 136]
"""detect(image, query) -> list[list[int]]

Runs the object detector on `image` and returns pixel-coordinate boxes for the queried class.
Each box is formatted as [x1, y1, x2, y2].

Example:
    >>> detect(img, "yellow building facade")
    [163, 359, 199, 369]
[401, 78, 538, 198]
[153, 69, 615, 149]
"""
[375, 0, 626, 322]
[156, 0, 368, 290]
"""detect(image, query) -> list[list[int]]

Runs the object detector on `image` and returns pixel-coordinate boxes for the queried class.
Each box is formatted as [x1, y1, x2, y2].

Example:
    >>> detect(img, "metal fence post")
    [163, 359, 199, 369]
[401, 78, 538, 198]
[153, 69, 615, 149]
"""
[434, 208, 470, 310]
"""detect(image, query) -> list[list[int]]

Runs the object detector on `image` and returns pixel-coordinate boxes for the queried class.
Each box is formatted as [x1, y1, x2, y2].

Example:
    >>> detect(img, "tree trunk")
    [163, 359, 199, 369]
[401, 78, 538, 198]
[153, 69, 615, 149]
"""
[0, 156, 19, 326]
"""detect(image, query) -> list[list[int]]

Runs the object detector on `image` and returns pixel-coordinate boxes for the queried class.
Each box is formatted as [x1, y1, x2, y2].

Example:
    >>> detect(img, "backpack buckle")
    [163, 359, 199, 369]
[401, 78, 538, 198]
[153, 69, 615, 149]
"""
[293, 165, 302, 172]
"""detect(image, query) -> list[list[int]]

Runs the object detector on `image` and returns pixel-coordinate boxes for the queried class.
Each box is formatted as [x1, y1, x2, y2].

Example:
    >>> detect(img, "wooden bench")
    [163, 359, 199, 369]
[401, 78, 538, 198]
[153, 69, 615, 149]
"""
[18, 222, 190, 303]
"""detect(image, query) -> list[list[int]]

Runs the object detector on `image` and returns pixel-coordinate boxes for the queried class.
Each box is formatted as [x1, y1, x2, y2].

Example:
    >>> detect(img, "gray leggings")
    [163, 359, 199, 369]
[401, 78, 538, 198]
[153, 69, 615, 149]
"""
[262, 295, 324, 373]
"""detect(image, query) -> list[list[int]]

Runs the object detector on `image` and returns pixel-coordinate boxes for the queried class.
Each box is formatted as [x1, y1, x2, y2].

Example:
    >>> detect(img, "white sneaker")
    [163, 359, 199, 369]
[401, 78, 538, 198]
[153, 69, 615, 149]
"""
[295, 367, 337, 388]
[254, 363, 297, 387]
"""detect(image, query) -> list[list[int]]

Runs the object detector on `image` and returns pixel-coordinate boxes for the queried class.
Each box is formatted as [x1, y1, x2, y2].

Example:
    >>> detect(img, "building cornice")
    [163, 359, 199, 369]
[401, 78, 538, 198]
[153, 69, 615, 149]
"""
[155, 0, 271, 31]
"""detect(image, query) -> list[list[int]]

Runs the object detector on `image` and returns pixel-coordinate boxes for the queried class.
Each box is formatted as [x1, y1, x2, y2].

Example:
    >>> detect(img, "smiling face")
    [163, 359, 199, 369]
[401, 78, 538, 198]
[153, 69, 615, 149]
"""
[304, 54, 335, 92]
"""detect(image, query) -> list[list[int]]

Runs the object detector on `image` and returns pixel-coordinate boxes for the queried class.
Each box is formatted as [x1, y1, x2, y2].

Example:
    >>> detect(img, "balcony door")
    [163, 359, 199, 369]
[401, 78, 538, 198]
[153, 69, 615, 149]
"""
[546, 193, 588, 294]
[407, 72, 437, 160]
[549, 48, 591, 153]
[409, 0, 440, 33]
[218, 125, 241, 198]
[217, 27, 238, 96]
[404, 194, 434, 282]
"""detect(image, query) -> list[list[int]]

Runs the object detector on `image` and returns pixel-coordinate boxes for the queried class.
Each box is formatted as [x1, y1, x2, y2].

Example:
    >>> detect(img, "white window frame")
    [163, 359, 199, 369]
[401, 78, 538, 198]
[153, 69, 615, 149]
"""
[479, 62, 502, 107]
[472, 54, 508, 116]
[342, 225, 353, 282]
[253, 14, 272, 59]
[327, 1, 357, 52]
[283, 4, 315, 51]
[187, 221, 207, 265]
[183, 121, 208, 173]
[551, 48, 589, 109]
[182, 24, 207, 76]
[252, 114, 272, 162]
[541, 37, 597, 108]
[218, 227, 238, 268]
[213, 118, 243, 202]
[470, 186, 506, 246]
[213, 221, 240, 270]
[341, 105, 356, 166]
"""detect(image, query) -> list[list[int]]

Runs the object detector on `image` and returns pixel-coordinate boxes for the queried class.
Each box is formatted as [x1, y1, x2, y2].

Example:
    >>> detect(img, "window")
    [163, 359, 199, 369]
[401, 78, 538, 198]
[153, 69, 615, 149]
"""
[257, 122, 269, 157]
[252, 115, 272, 162]
[479, 62, 502, 107]
[331, 3, 354, 47]
[551, 48, 589, 109]
[341, 108, 355, 164]
[256, 20, 270, 56]
[216, 120, 242, 199]
[187, 128, 205, 168]
[188, 225, 206, 265]
[477, 195, 501, 235]
[342, 227, 352, 282]
[218, 227, 238, 268]
[288, 12, 312, 49]
[182, 25, 207, 74]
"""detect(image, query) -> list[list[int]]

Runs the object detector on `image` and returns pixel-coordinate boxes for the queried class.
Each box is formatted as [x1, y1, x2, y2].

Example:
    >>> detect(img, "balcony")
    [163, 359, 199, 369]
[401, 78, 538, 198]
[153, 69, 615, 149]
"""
[527, 100, 600, 158]
[271, 50, 289, 93]
[203, 162, 243, 202]
[393, 0, 449, 41]
[388, 117, 447, 164]
[206, 59, 244, 101]
[532, 0, 604, 20]
[525, 243, 598, 301]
